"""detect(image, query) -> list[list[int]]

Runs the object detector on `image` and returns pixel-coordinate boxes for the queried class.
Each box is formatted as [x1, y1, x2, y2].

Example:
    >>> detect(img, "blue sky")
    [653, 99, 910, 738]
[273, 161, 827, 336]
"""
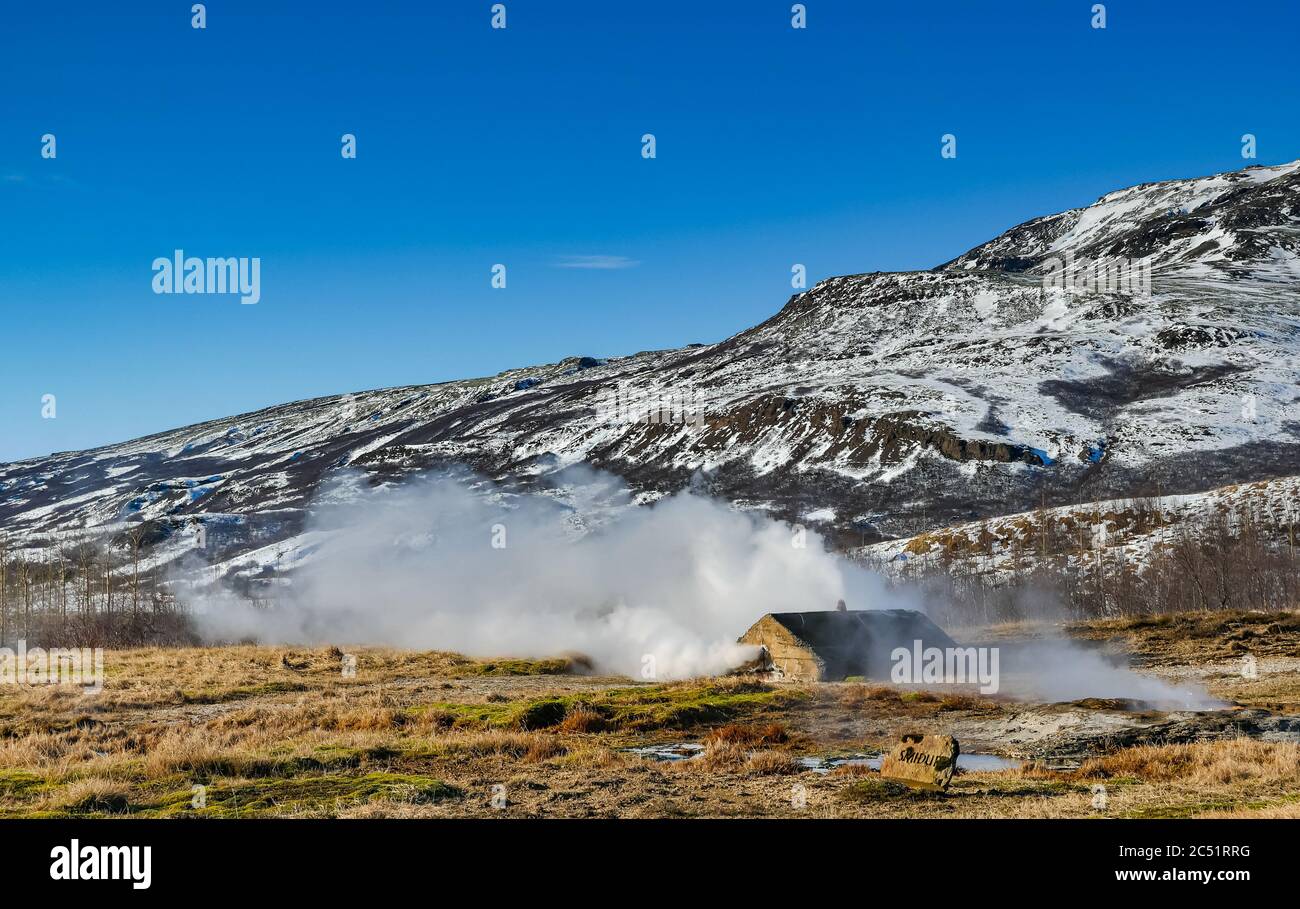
[2, 0, 1297, 462]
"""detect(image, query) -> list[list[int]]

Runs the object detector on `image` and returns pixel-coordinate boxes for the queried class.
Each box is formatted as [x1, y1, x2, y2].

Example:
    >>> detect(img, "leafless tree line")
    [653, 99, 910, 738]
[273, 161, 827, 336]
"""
[892, 496, 1300, 626]
[0, 530, 192, 648]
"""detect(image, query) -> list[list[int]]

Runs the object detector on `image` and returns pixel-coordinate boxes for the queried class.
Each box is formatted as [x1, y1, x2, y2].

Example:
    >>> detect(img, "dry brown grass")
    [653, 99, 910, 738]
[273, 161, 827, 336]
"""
[1197, 801, 1300, 818]
[668, 675, 771, 695]
[0, 731, 85, 770]
[703, 721, 789, 747]
[691, 733, 800, 776]
[835, 684, 995, 713]
[555, 743, 636, 770]
[935, 693, 999, 712]
[1078, 738, 1300, 786]
[41, 777, 133, 814]
[829, 761, 877, 778]
[556, 707, 608, 733]
[210, 702, 409, 735]
[696, 740, 748, 771]
[1066, 609, 1300, 669]
[837, 684, 900, 708]
[523, 738, 568, 763]
[433, 730, 568, 762]
[743, 750, 802, 775]
[2, 640, 1298, 818]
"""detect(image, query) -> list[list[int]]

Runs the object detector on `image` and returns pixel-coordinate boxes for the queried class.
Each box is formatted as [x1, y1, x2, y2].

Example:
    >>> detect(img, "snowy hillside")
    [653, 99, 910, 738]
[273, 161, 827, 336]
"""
[945, 159, 1300, 281]
[860, 475, 1300, 585]
[3, 159, 1299, 582]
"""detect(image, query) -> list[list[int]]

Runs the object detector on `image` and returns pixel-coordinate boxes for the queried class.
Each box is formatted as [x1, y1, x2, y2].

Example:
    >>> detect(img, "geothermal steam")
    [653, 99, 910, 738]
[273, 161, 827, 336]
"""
[995, 639, 1222, 709]
[195, 470, 893, 678]
[194, 470, 1220, 707]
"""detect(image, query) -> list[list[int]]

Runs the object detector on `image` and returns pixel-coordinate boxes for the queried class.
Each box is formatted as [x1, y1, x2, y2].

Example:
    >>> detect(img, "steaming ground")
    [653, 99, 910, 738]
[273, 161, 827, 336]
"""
[192, 470, 1217, 706]
[993, 640, 1223, 709]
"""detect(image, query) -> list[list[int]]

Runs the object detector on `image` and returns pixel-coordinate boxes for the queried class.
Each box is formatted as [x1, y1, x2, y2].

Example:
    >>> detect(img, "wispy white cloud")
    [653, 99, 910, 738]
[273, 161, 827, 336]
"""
[553, 254, 640, 270]
[3, 173, 76, 188]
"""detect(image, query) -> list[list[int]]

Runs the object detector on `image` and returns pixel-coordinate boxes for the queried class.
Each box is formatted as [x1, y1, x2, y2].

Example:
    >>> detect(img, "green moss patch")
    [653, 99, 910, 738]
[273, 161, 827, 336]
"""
[841, 778, 951, 803]
[416, 681, 804, 733]
[181, 680, 312, 705]
[456, 658, 576, 677]
[0, 770, 50, 801]
[147, 772, 463, 817]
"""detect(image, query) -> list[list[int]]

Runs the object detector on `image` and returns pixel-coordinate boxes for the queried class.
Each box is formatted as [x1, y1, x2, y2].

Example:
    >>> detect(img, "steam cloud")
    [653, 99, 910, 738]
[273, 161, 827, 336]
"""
[194, 469, 895, 678]
[995, 640, 1222, 709]
[192, 469, 1221, 708]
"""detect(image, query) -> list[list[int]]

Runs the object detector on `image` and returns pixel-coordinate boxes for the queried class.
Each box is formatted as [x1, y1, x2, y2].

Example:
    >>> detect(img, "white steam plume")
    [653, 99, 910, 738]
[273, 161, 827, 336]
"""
[194, 470, 896, 678]
[997, 640, 1223, 709]
[191, 469, 1223, 708]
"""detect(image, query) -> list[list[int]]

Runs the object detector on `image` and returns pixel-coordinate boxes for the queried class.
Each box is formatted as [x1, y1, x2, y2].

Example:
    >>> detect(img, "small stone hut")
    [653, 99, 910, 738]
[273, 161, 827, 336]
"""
[738, 609, 956, 682]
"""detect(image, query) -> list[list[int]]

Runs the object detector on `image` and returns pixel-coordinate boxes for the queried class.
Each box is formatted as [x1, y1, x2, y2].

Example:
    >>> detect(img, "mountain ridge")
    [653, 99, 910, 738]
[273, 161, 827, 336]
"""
[3, 158, 1298, 588]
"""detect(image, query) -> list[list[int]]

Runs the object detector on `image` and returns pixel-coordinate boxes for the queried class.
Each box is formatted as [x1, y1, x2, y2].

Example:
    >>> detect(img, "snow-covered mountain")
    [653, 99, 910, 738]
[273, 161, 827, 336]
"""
[3, 159, 1299, 582]
[946, 159, 1300, 280]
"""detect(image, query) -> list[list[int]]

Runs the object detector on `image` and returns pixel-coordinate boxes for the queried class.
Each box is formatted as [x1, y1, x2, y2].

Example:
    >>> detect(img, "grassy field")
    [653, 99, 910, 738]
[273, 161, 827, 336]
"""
[1, 611, 1298, 818]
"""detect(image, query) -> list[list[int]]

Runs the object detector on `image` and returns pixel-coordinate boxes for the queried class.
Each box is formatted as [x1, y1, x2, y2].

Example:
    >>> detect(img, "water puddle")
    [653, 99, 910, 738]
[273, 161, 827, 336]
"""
[627, 742, 1020, 772]
[627, 743, 705, 762]
[797, 752, 1021, 774]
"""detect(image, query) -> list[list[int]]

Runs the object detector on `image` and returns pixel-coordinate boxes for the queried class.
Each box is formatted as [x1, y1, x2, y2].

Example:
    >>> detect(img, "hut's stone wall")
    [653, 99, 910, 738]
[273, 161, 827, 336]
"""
[738, 615, 825, 681]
